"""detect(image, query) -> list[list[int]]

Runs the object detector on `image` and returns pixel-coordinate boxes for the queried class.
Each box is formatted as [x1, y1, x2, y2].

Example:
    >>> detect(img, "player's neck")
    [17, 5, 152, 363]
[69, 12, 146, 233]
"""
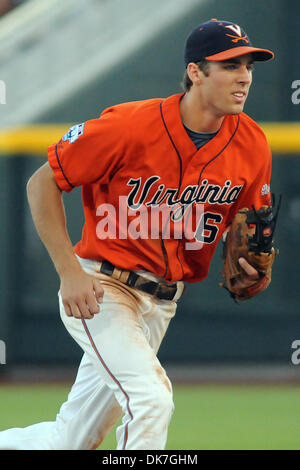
[180, 90, 224, 133]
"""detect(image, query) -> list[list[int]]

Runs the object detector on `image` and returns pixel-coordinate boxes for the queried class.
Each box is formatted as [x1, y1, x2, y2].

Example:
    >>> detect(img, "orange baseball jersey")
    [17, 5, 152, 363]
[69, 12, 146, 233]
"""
[48, 93, 272, 283]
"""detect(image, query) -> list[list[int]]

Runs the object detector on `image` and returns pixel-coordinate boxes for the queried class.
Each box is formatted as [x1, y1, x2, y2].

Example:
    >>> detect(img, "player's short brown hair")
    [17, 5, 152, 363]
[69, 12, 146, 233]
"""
[181, 60, 210, 92]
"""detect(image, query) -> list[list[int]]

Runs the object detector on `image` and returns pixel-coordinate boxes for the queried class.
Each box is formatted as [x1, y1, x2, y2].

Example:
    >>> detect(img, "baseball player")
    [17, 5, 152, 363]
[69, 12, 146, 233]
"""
[0, 19, 274, 450]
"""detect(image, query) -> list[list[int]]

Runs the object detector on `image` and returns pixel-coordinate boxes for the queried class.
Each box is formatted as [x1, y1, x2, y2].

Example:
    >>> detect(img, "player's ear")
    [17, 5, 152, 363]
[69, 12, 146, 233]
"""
[186, 62, 204, 86]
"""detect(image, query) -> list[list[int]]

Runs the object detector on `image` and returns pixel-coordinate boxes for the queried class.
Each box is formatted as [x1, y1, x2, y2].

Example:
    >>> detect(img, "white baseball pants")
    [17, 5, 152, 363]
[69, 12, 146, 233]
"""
[0, 257, 182, 450]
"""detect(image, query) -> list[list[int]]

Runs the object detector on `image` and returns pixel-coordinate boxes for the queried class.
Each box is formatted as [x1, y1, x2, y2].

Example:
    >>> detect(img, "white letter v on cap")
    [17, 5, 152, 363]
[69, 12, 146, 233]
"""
[225, 24, 242, 36]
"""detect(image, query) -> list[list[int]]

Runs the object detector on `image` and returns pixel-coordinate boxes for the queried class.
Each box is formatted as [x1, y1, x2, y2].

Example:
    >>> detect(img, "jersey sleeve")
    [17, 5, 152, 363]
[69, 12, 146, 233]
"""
[48, 107, 125, 192]
[226, 140, 272, 226]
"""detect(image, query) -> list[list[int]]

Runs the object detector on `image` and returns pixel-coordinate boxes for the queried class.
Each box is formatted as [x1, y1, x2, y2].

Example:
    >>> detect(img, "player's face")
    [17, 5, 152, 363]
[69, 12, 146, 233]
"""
[198, 54, 254, 116]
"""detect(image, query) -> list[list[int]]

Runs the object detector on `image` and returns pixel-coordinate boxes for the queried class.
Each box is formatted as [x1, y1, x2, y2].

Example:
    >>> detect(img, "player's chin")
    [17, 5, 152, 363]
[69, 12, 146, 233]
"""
[226, 103, 246, 115]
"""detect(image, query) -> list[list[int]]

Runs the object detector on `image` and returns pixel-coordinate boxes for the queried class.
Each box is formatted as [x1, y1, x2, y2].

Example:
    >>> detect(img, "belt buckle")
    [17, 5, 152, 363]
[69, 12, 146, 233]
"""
[155, 281, 179, 301]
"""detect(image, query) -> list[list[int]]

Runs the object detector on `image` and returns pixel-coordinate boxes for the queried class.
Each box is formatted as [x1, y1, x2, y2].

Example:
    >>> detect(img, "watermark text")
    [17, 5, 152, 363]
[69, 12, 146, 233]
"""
[0, 340, 6, 364]
[291, 80, 300, 105]
[95, 197, 210, 250]
[291, 340, 300, 365]
[0, 80, 6, 104]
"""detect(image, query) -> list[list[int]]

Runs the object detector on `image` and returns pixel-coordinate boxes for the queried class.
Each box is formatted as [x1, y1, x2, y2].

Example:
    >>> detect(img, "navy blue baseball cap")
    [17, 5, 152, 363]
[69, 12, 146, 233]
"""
[184, 19, 274, 66]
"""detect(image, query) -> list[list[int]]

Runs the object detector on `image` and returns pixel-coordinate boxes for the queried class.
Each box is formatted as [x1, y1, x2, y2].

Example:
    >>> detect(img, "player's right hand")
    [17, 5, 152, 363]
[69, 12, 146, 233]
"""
[59, 266, 104, 320]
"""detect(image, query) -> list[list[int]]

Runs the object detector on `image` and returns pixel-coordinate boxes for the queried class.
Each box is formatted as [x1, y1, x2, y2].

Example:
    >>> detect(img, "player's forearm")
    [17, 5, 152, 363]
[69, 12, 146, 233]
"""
[26, 163, 82, 277]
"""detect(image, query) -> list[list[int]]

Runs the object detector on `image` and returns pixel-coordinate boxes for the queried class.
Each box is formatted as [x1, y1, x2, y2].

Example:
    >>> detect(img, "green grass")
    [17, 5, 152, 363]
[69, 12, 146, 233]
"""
[0, 383, 300, 450]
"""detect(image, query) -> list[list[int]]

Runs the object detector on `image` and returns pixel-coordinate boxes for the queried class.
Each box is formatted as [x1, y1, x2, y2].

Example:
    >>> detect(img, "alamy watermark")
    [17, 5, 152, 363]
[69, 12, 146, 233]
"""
[291, 340, 300, 365]
[0, 80, 6, 104]
[95, 197, 212, 251]
[0, 340, 6, 365]
[291, 80, 300, 105]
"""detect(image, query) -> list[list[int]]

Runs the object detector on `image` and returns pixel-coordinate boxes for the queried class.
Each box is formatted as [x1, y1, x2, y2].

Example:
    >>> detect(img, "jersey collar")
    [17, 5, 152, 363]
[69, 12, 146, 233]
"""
[160, 93, 240, 161]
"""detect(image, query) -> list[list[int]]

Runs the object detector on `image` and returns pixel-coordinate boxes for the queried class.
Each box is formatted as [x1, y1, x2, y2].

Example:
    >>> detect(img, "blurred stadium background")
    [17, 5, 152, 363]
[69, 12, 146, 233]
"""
[0, 0, 300, 450]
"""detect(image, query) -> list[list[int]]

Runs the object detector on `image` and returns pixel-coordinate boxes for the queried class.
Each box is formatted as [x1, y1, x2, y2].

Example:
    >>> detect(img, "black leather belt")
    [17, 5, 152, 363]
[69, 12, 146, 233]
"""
[99, 260, 183, 301]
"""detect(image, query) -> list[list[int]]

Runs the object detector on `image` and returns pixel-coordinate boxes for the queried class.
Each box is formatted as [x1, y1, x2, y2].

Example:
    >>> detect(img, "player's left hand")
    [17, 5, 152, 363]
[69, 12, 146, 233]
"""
[233, 257, 259, 289]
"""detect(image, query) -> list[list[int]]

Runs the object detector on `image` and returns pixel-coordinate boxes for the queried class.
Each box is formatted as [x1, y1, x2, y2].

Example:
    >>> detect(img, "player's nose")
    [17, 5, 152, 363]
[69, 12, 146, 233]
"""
[237, 66, 252, 85]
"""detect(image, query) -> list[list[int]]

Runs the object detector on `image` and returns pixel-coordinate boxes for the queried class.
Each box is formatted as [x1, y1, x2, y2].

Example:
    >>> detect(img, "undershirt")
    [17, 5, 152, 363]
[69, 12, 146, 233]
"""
[183, 123, 218, 150]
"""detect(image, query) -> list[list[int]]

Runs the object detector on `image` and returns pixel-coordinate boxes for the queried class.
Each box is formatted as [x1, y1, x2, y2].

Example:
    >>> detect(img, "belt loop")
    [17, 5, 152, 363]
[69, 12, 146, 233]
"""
[112, 267, 123, 280]
[174, 282, 185, 302]
[119, 271, 130, 284]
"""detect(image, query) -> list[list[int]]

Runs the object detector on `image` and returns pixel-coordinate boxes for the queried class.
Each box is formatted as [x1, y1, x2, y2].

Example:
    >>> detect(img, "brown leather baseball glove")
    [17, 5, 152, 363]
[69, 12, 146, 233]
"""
[220, 194, 281, 301]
